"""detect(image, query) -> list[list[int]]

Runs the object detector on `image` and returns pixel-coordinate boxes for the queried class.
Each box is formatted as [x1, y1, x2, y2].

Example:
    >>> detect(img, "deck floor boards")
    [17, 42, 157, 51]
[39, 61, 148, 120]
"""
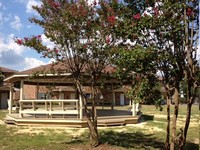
[4, 109, 141, 127]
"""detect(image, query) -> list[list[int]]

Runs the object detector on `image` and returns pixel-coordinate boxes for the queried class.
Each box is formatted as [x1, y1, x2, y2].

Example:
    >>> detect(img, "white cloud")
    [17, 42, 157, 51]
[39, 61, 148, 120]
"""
[0, 33, 25, 70]
[0, 33, 25, 55]
[88, 0, 99, 5]
[0, 3, 10, 28]
[41, 34, 55, 49]
[26, 0, 41, 15]
[0, 2, 6, 10]
[10, 15, 22, 31]
[0, 33, 47, 71]
[24, 57, 46, 70]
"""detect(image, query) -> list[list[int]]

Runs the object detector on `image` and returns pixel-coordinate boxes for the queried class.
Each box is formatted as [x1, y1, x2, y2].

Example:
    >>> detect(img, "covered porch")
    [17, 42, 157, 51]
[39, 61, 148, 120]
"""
[5, 96, 140, 127]
[4, 63, 141, 127]
[5, 107, 140, 127]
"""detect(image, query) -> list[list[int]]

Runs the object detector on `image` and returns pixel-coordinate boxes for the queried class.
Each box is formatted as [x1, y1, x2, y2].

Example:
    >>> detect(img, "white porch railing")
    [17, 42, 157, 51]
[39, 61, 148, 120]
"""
[19, 99, 79, 118]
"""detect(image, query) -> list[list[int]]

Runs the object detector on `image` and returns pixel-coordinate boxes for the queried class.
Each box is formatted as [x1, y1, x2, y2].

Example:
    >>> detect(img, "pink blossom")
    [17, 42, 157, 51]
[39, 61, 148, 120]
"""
[107, 16, 116, 25]
[17, 39, 23, 45]
[52, 2, 60, 9]
[186, 8, 193, 17]
[106, 37, 110, 44]
[55, 49, 59, 53]
[136, 75, 140, 81]
[153, 7, 159, 17]
[133, 14, 141, 20]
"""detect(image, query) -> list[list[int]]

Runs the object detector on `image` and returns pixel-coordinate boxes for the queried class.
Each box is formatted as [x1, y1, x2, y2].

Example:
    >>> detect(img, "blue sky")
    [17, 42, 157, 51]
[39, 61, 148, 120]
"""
[0, 0, 51, 71]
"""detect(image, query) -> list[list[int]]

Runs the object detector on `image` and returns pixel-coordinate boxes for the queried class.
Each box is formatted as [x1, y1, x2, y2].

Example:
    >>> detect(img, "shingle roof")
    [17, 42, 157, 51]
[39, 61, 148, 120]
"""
[15, 62, 68, 75]
[0, 67, 17, 73]
[15, 61, 116, 75]
[4, 61, 117, 84]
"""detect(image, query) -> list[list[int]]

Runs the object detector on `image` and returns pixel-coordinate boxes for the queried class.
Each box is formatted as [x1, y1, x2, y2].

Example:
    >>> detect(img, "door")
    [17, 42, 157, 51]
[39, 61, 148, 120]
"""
[0, 93, 8, 109]
[120, 94, 125, 106]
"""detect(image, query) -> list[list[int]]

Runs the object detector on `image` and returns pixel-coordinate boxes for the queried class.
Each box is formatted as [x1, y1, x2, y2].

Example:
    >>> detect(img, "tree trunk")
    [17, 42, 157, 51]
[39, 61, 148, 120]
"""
[74, 78, 99, 147]
[90, 76, 98, 147]
[178, 80, 198, 149]
[178, 102, 192, 150]
[165, 96, 171, 150]
[170, 83, 180, 150]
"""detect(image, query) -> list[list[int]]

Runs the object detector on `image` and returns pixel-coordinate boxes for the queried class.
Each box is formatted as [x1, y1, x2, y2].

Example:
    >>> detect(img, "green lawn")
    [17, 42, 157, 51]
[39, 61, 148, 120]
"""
[0, 105, 199, 150]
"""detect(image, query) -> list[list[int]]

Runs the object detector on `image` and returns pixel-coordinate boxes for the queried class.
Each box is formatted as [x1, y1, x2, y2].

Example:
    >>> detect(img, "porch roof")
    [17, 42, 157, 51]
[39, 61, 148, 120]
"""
[4, 62, 117, 85]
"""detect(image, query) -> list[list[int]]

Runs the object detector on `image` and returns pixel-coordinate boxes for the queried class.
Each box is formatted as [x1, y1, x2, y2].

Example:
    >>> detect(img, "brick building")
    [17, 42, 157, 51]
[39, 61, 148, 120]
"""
[0, 67, 17, 109]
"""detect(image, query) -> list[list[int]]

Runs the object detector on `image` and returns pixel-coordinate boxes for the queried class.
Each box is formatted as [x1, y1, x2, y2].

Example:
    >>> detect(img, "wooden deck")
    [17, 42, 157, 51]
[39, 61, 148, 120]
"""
[4, 110, 141, 127]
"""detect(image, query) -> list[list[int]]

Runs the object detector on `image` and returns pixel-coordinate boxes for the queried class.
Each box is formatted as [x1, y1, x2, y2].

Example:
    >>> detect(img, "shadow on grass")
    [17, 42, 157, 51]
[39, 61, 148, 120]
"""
[99, 130, 164, 149]
[140, 114, 154, 122]
[182, 142, 199, 150]
[62, 130, 198, 150]
[62, 136, 87, 145]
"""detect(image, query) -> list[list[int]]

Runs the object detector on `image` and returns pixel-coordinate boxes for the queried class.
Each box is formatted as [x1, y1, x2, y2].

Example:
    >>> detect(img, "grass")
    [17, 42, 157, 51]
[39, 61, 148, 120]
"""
[0, 104, 199, 150]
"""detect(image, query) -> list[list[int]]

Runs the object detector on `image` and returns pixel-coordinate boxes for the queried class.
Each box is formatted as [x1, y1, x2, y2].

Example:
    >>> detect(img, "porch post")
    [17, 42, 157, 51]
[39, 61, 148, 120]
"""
[111, 83, 115, 110]
[132, 99, 136, 116]
[8, 83, 13, 114]
[79, 94, 83, 119]
[20, 80, 24, 100]
[59, 89, 61, 99]
[36, 83, 39, 99]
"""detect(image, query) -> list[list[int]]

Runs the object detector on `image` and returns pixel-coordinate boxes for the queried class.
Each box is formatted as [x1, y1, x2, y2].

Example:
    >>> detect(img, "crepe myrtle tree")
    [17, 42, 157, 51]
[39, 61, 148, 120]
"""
[112, 1, 199, 149]
[99, 1, 163, 111]
[114, 46, 162, 113]
[88, 0, 162, 111]
[103, 0, 199, 149]
[15, 0, 117, 147]
[137, 1, 199, 149]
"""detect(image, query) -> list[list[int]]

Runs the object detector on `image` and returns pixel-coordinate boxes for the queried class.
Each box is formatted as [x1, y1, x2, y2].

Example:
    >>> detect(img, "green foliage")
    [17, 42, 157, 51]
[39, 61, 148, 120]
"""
[113, 45, 160, 105]
[0, 70, 4, 86]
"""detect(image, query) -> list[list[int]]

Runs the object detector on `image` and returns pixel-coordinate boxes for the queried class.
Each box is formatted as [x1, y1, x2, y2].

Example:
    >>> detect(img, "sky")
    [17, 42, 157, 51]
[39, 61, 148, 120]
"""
[0, 0, 52, 71]
[0, 0, 199, 71]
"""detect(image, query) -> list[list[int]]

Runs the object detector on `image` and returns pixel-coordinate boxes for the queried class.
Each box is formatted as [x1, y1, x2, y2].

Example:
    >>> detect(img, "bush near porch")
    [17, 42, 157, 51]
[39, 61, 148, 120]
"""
[0, 105, 198, 150]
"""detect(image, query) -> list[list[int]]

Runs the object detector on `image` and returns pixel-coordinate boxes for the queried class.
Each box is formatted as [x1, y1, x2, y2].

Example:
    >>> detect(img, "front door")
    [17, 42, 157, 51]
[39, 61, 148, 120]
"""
[120, 94, 125, 106]
[0, 93, 8, 109]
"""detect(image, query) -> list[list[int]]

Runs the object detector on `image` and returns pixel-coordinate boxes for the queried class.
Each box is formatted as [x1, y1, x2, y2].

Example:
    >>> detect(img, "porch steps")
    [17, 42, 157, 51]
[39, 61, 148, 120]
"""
[97, 115, 141, 126]
[4, 116, 16, 124]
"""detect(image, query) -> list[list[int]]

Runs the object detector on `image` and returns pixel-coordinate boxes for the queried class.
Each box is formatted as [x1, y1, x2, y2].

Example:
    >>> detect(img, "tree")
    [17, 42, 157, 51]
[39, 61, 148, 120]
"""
[114, 46, 162, 111]
[15, 0, 114, 147]
[134, 1, 199, 149]
[102, 0, 199, 149]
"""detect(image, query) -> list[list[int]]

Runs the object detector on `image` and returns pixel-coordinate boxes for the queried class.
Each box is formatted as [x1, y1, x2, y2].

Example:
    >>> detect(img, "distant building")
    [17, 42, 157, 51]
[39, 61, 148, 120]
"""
[0, 67, 17, 109]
